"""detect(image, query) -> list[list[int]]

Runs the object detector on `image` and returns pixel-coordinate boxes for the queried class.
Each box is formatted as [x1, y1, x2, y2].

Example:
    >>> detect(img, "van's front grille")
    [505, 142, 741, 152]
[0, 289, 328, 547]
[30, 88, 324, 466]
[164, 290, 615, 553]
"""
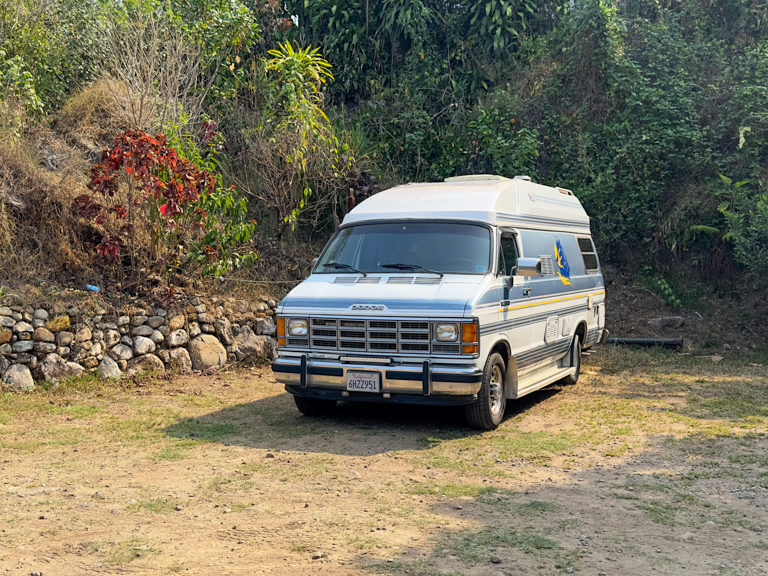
[299, 318, 460, 355]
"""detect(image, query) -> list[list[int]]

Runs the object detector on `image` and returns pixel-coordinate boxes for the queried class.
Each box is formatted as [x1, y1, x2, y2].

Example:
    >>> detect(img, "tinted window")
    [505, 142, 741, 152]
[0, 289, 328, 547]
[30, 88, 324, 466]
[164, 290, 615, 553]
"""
[315, 222, 492, 274]
[499, 233, 518, 276]
[577, 236, 599, 273]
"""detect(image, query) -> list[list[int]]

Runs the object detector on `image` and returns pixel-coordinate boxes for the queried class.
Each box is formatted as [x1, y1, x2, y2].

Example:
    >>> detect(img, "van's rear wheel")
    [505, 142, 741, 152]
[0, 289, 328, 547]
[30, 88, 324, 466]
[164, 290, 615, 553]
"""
[561, 334, 582, 386]
[465, 352, 507, 430]
[294, 395, 336, 416]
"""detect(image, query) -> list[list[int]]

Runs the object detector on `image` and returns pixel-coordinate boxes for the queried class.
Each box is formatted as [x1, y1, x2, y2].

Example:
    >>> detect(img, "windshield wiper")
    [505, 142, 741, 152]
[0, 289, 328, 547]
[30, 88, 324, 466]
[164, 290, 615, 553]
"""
[381, 263, 443, 277]
[323, 262, 367, 276]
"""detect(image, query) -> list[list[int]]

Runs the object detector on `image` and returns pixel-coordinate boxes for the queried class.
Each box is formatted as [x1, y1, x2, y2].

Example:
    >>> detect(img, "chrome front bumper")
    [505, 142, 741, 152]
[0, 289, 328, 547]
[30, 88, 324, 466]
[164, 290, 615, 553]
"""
[272, 355, 483, 400]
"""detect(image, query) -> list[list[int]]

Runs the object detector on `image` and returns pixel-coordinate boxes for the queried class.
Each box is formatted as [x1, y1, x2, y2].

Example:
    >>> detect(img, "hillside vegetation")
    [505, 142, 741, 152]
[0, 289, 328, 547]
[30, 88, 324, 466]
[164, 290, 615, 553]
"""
[0, 0, 766, 296]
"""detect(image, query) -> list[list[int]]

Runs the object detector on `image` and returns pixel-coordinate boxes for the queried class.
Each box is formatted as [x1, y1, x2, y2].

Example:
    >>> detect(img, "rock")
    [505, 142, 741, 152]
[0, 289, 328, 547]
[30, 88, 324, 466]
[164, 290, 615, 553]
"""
[46, 315, 71, 332]
[57, 331, 74, 347]
[214, 317, 234, 345]
[133, 336, 155, 355]
[168, 314, 185, 331]
[82, 357, 99, 369]
[131, 325, 154, 337]
[33, 308, 49, 320]
[157, 349, 170, 363]
[0, 316, 14, 328]
[75, 327, 92, 342]
[146, 316, 165, 329]
[0, 344, 11, 356]
[230, 327, 277, 362]
[131, 315, 148, 326]
[257, 302, 268, 313]
[189, 334, 227, 370]
[92, 329, 104, 341]
[267, 299, 276, 308]
[121, 335, 132, 346]
[80, 340, 92, 351]
[12, 340, 34, 353]
[194, 304, 207, 314]
[90, 342, 103, 356]
[255, 317, 276, 336]
[150, 330, 164, 344]
[57, 347, 71, 358]
[201, 324, 215, 334]
[648, 316, 685, 329]
[155, 308, 166, 317]
[3, 364, 34, 390]
[188, 322, 201, 338]
[167, 329, 189, 347]
[111, 344, 133, 361]
[158, 325, 169, 337]
[104, 330, 121, 348]
[98, 356, 122, 379]
[198, 312, 213, 324]
[168, 347, 192, 372]
[117, 359, 127, 371]
[0, 306, 12, 316]
[117, 315, 130, 326]
[39, 353, 84, 381]
[32, 319, 44, 328]
[189, 296, 200, 306]
[0, 328, 11, 345]
[13, 321, 33, 333]
[32, 327, 55, 343]
[33, 342, 57, 354]
[490, 555, 502, 564]
[127, 353, 165, 375]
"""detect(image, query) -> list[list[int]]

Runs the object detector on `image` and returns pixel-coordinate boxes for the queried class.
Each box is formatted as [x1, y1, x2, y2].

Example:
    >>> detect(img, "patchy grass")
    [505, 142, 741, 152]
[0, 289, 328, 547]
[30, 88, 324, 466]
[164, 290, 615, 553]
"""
[87, 537, 157, 565]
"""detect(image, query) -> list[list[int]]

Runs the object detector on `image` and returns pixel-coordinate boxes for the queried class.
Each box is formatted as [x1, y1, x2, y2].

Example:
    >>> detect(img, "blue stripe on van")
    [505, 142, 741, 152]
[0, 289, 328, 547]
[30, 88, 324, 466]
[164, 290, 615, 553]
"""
[479, 304, 585, 335]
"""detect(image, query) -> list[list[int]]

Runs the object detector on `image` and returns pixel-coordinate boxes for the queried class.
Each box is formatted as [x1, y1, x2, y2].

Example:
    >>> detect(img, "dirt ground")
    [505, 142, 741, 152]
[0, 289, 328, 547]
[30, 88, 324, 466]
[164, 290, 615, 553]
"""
[1, 348, 767, 576]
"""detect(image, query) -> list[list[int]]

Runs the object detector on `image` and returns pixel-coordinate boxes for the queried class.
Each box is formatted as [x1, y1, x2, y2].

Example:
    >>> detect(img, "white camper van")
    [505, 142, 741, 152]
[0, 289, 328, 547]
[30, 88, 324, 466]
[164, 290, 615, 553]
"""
[272, 175, 606, 430]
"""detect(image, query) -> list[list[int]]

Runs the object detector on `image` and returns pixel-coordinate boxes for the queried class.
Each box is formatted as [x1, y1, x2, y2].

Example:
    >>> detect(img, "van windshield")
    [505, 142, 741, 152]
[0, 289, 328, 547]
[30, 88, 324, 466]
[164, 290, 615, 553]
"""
[315, 222, 491, 275]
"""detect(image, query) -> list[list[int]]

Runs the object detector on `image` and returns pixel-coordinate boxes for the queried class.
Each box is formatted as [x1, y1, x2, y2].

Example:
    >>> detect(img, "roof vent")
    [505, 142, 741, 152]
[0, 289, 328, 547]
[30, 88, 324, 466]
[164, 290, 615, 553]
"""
[513, 175, 531, 181]
[444, 174, 510, 182]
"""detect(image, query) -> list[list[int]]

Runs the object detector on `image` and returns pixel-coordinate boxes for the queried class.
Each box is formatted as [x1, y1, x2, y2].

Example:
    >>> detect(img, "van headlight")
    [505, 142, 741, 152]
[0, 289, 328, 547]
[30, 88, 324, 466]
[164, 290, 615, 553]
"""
[434, 323, 459, 342]
[287, 319, 309, 336]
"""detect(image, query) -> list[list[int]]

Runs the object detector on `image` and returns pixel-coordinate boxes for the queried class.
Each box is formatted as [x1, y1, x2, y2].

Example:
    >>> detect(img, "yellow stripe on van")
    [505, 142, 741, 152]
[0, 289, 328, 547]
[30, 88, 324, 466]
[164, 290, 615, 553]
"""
[499, 290, 605, 313]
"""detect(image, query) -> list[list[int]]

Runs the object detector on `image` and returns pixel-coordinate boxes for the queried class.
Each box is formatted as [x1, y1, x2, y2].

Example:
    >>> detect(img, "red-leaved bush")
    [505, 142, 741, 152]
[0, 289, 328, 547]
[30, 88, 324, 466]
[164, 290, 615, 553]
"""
[74, 130, 222, 287]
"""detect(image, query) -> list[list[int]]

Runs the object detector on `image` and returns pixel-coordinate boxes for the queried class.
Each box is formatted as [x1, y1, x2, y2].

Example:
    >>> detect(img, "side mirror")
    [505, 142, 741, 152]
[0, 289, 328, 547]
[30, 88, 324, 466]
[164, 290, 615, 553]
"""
[505, 276, 514, 289]
[513, 257, 542, 277]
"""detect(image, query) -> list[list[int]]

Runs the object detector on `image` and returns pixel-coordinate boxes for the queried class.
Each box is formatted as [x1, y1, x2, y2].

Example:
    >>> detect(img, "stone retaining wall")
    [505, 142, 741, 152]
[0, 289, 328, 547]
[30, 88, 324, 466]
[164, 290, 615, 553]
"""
[0, 295, 278, 390]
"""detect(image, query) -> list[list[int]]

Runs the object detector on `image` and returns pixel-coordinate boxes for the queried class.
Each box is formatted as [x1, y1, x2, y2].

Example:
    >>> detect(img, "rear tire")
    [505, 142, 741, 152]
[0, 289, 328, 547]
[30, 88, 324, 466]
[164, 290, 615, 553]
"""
[465, 352, 507, 430]
[561, 334, 582, 386]
[294, 395, 336, 416]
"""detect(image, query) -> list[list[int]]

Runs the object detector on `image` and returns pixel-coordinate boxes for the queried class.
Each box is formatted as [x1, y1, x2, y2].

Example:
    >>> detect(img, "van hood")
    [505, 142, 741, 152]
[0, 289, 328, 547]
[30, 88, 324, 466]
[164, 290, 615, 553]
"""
[279, 274, 485, 317]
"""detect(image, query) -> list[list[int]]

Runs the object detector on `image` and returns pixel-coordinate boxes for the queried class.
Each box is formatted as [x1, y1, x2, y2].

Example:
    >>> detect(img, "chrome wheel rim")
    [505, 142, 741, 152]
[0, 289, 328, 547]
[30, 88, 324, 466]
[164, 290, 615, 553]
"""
[489, 364, 504, 417]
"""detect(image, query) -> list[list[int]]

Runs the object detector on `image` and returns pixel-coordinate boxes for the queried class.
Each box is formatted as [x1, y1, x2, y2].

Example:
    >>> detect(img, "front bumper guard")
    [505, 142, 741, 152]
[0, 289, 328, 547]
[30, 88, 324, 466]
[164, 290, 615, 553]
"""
[272, 355, 482, 405]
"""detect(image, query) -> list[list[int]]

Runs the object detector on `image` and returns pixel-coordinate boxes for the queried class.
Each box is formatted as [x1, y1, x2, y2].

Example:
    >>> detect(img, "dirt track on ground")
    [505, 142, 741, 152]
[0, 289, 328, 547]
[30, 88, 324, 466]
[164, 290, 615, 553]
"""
[1, 349, 767, 575]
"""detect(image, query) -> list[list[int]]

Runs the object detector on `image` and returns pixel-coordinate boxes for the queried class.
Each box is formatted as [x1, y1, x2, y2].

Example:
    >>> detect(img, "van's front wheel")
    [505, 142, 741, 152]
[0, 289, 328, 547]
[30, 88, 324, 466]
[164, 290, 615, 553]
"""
[465, 352, 507, 430]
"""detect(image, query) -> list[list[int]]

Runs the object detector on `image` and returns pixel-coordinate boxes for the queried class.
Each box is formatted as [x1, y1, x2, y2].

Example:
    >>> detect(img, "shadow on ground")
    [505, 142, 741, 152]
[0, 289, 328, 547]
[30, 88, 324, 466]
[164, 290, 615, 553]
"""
[163, 386, 562, 456]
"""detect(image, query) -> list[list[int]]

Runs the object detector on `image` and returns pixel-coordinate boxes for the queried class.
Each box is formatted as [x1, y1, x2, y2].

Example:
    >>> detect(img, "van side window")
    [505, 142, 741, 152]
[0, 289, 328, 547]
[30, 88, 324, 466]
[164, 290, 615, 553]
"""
[577, 236, 599, 273]
[499, 232, 519, 276]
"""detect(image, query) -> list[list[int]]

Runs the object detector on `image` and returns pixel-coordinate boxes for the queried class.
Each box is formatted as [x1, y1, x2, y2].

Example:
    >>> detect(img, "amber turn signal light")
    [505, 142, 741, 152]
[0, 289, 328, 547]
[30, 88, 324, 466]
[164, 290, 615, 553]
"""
[461, 323, 477, 343]
[462, 344, 478, 355]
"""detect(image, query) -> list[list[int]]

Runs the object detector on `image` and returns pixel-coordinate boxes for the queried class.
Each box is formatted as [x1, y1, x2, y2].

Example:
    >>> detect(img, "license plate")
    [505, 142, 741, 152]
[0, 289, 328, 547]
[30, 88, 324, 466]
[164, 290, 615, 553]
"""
[346, 371, 381, 393]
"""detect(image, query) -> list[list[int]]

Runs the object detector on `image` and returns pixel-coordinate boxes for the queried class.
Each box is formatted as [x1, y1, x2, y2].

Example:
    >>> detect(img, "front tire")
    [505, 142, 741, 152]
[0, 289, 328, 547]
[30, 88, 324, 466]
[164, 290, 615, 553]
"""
[293, 395, 336, 416]
[465, 352, 507, 430]
[561, 334, 582, 386]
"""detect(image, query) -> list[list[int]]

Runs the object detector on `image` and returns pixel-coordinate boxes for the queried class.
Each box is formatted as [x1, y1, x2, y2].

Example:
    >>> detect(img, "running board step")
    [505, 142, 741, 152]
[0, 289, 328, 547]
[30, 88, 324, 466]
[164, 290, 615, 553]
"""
[512, 364, 575, 399]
